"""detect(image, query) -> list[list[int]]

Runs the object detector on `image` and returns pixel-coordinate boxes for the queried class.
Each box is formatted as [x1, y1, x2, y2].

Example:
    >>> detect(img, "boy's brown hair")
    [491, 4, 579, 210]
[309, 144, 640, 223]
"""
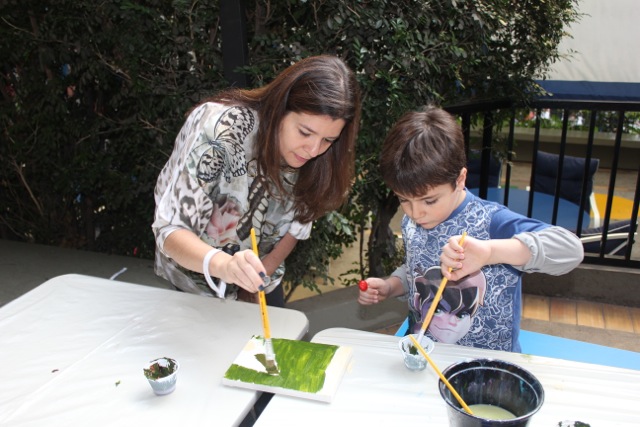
[380, 105, 466, 197]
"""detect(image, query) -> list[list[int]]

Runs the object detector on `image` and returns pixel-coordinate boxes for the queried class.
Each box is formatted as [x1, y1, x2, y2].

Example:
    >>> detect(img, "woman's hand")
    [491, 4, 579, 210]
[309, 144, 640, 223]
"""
[162, 229, 268, 295]
[212, 249, 266, 294]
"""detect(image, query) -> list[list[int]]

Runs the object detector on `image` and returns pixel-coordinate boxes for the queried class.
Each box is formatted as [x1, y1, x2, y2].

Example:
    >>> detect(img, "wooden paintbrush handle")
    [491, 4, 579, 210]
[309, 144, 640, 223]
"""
[419, 232, 468, 335]
[259, 290, 271, 339]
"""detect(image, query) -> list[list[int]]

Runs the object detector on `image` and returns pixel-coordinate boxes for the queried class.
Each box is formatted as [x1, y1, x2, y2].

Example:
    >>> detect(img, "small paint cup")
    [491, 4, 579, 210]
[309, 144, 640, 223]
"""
[398, 334, 435, 371]
[143, 357, 180, 395]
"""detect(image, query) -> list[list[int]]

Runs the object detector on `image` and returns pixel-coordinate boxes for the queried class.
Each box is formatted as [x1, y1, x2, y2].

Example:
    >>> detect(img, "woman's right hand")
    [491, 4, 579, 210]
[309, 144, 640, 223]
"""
[162, 229, 267, 295]
[211, 249, 267, 294]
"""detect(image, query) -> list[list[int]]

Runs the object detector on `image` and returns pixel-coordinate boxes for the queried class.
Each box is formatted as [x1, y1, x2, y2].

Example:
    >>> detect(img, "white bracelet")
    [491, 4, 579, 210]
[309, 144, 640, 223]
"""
[202, 248, 226, 298]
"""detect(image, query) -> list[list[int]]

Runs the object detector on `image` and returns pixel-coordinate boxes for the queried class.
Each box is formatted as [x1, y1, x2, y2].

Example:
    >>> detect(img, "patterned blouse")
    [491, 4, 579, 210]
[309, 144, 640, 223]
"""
[152, 102, 311, 297]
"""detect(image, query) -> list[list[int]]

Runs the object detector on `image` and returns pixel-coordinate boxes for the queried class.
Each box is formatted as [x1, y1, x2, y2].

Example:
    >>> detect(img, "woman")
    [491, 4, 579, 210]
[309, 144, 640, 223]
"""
[152, 55, 361, 306]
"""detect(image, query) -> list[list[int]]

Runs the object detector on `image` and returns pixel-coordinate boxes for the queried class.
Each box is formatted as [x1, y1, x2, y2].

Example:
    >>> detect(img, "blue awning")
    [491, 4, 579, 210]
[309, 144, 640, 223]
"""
[536, 80, 640, 102]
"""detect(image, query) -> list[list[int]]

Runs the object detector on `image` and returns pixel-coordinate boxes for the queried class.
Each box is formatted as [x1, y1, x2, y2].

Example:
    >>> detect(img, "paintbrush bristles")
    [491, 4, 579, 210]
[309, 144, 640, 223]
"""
[264, 339, 279, 375]
[261, 293, 279, 375]
[259, 291, 279, 374]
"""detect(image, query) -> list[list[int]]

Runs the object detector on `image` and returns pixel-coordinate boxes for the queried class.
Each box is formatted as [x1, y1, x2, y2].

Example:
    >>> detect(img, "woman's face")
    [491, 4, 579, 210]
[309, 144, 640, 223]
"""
[278, 111, 345, 168]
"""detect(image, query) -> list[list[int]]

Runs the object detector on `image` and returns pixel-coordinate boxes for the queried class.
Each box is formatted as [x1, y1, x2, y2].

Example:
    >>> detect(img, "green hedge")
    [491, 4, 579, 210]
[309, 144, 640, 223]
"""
[0, 0, 579, 296]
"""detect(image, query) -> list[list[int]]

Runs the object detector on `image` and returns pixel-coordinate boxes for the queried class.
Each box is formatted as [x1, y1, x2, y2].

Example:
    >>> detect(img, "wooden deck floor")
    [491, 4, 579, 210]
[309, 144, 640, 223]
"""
[522, 294, 640, 334]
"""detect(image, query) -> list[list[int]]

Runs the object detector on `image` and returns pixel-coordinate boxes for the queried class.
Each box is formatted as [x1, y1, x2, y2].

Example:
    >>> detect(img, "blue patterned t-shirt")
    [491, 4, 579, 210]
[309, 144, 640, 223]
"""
[401, 190, 549, 352]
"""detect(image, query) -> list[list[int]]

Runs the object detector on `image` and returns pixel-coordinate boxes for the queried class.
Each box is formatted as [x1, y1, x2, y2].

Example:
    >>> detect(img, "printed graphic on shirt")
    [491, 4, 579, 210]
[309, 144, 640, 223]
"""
[404, 196, 520, 351]
[412, 267, 486, 344]
[188, 106, 256, 250]
[196, 106, 253, 188]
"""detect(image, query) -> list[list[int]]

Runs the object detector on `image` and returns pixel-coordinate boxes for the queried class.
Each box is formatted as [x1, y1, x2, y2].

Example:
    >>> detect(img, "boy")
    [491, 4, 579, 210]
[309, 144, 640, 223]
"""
[358, 106, 583, 351]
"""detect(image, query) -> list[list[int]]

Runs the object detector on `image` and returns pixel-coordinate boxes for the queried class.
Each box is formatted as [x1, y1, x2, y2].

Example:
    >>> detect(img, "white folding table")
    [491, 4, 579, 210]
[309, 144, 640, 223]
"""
[0, 274, 309, 426]
[256, 327, 640, 426]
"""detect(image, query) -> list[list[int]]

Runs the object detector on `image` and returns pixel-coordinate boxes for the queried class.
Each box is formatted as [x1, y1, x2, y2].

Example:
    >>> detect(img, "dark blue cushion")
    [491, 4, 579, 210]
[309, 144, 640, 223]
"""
[466, 149, 501, 188]
[533, 151, 599, 212]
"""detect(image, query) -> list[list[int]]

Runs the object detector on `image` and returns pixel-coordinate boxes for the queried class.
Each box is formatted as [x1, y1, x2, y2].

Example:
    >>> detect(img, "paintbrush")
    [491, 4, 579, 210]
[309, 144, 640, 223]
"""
[408, 335, 474, 415]
[250, 228, 280, 376]
[415, 232, 467, 345]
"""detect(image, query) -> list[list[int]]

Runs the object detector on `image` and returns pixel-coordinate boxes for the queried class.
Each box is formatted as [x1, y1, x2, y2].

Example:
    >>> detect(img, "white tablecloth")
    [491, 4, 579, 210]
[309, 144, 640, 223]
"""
[255, 328, 640, 426]
[0, 274, 308, 426]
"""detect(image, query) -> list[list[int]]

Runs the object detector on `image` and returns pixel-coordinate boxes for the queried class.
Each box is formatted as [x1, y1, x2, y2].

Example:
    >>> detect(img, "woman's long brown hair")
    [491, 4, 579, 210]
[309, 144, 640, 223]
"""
[204, 55, 361, 223]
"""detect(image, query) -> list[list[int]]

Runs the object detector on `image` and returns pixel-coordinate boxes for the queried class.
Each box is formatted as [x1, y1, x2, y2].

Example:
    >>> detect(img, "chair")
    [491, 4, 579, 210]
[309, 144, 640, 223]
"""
[580, 219, 638, 256]
[532, 151, 600, 227]
[395, 317, 410, 337]
[466, 149, 502, 188]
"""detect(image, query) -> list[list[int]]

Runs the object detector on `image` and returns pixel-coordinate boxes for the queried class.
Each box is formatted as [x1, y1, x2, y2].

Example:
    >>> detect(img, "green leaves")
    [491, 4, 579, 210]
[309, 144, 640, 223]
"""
[0, 0, 580, 291]
[0, 0, 226, 255]
[241, 0, 580, 283]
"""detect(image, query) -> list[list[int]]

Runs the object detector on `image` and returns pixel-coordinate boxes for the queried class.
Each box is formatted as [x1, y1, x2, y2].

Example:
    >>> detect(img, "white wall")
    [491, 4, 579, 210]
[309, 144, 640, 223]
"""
[547, 0, 639, 84]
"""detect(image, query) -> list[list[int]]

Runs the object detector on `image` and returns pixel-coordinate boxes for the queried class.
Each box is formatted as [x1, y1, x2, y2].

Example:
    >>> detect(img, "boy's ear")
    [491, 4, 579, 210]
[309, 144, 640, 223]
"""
[457, 167, 467, 189]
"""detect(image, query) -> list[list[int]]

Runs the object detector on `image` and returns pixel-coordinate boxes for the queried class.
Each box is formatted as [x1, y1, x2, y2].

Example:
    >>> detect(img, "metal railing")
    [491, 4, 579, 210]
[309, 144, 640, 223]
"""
[445, 98, 640, 269]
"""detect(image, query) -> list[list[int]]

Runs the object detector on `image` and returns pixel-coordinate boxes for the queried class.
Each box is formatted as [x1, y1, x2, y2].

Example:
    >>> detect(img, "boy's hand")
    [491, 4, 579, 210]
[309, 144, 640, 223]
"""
[357, 277, 390, 305]
[440, 235, 491, 281]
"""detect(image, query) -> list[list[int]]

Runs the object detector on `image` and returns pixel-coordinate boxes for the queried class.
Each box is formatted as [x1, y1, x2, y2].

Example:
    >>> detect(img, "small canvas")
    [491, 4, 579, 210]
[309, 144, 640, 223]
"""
[222, 336, 352, 402]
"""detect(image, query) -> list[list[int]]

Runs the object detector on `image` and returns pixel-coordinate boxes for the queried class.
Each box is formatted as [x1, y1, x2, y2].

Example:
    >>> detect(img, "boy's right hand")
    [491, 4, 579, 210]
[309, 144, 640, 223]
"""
[357, 277, 390, 305]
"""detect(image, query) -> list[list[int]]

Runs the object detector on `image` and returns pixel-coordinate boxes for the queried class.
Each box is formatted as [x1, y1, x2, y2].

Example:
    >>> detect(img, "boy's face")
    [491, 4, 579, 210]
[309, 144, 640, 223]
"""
[396, 168, 467, 230]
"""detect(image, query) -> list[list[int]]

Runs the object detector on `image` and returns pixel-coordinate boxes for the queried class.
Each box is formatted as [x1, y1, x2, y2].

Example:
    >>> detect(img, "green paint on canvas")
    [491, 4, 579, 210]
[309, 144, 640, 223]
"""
[224, 338, 339, 393]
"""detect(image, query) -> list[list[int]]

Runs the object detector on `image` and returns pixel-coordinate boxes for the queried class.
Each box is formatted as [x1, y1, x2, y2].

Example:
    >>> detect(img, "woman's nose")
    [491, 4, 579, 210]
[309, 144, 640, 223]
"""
[305, 138, 326, 158]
